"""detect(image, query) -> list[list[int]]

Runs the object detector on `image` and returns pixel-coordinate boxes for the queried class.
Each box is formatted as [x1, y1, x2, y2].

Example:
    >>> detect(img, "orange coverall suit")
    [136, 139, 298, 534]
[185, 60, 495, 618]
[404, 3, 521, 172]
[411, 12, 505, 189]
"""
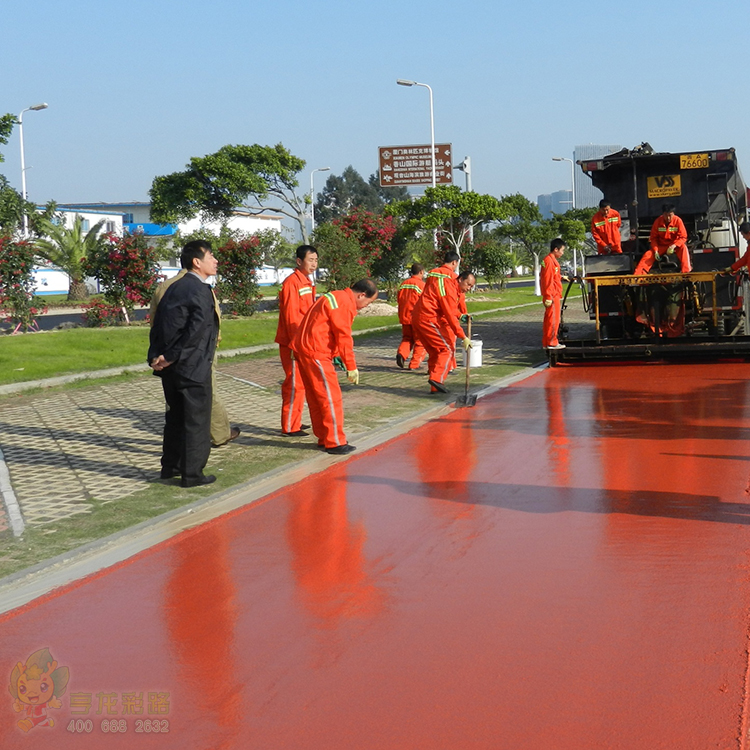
[591, 209, 623, 254]
[635, 214, 691, 274]
[275, 269, 315, 434]
[540, 252, 563, 348]
[291, 289, 358, 449]
[396, 275, 426, 369]
[411, 266, 467, 386]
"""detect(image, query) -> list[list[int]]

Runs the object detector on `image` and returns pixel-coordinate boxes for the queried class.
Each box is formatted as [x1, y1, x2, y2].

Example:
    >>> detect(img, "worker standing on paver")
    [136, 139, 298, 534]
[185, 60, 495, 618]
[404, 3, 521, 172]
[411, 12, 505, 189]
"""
[591, 199, 623, 254]
[411, 252, 472, 393]
[150, 267, 240, 448]
[291, 278, 378, 455]
[275, 245, 318, 436]
[396, 263, 426, 370]
[635, 203, 691, 274]
[541, 238, 567, 350]
[724, 222, 750, 273]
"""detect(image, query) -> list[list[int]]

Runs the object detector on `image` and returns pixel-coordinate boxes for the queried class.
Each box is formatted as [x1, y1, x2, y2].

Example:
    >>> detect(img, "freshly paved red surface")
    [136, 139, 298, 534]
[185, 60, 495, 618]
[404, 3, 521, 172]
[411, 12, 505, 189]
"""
[3, 362, 750, 749]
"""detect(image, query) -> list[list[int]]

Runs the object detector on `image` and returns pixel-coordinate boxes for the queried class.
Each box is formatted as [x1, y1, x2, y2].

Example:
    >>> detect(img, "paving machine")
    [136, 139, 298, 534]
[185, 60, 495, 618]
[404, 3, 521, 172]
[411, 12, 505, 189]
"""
[553, 144, 750, 364]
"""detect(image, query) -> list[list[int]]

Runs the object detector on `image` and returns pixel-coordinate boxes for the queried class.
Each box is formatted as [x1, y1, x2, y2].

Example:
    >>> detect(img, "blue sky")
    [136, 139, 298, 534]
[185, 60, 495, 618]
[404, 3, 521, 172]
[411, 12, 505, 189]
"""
[4, 0, 749, 212]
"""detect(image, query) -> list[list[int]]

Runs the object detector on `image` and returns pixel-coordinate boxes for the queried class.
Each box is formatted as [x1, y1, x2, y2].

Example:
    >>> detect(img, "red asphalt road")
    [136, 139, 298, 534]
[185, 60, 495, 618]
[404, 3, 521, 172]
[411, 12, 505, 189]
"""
[3, 362, 750, 749]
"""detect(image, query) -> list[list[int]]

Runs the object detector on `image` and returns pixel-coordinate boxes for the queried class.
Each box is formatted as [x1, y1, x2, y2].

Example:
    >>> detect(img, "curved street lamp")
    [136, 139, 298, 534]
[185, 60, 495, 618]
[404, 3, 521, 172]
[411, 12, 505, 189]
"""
[19, 102, 49, 237]
[396, 79, 436, 188]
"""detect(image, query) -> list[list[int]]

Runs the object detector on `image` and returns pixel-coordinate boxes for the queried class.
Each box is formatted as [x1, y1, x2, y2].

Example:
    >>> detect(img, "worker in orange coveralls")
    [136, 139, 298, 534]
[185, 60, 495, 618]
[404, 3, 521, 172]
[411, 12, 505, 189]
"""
[291, 278, 378, 455]
[541, 238, 567, 350]
[724, 222, 750, 273]
[411, 251, 473, 393]
[449, 270, 475, 371]
[634, 203, 691, 274]
[396, 263, 426, 370]
[275, 245, 318, 436]
[591, 199, 622, 254]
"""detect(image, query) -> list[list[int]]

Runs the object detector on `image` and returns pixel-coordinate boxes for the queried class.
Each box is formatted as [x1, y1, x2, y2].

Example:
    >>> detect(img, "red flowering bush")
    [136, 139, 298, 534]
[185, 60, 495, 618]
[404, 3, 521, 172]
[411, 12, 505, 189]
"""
[0, 235, 46, 332]
[82, 232, 161, 325]
[82, 299, 126, 327]
[315, 209, 397, 290]
[214, 234, 264, 316]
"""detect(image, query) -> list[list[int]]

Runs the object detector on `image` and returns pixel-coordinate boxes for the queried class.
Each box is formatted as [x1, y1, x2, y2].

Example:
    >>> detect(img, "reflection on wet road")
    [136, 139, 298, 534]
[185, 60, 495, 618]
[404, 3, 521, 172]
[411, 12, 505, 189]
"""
[3, 362, 750, 749]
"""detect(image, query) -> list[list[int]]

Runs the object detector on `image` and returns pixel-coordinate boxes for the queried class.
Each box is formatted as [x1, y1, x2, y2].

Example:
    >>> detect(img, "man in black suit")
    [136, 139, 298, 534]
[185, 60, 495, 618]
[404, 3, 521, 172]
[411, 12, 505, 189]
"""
[148, 240, 219, 487]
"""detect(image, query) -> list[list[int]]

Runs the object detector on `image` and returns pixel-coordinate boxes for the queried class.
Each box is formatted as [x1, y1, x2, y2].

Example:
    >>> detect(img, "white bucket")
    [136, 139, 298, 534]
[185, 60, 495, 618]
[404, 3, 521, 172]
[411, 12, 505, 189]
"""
[462, 338, 483, 367]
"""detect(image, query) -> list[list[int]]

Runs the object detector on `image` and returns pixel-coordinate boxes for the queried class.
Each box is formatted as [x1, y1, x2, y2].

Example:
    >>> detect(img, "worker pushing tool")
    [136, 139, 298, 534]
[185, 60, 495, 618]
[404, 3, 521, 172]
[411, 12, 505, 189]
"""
[275, 245, 318, 437]
[635, 203, 691, 275]
[395, 263, 426, 370]
[541, 238, 568, 350]
[591, 199, 623, 254]
[411, 251, 473, 393]
[291, 278, 378, 455]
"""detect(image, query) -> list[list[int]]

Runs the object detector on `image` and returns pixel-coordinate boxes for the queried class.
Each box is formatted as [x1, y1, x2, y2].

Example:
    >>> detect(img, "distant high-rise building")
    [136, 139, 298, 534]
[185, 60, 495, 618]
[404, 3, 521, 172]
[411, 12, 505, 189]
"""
[537, 190, 573, 219]
[574, 144, 623, 208]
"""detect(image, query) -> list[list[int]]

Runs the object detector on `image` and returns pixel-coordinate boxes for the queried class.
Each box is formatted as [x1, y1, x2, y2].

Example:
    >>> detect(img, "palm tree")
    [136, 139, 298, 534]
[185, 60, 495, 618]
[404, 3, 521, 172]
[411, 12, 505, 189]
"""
[35, 215, 106, 301]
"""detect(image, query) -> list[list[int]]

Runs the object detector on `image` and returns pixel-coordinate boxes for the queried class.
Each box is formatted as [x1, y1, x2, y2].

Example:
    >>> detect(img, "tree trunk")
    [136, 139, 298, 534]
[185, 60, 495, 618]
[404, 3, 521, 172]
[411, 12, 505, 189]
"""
[67, 279, 89, 302]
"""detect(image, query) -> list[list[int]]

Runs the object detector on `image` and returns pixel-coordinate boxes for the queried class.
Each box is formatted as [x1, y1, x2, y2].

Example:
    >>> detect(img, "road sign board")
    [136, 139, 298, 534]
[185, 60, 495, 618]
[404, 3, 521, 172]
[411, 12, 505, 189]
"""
[378, 144, 453, 187]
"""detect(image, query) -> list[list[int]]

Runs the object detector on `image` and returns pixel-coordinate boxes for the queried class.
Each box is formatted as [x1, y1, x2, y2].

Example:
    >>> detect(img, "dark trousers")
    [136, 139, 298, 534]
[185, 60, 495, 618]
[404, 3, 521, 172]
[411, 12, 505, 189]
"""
[160, 371, 212, 482]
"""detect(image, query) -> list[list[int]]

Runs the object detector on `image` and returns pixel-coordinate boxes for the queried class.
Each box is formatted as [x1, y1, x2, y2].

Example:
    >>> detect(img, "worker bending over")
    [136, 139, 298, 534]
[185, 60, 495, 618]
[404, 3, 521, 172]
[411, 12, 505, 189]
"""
[591, 199, 622, 254]
[275, 245, 318, 436]
[725, 222, 750, 273]
[396, 263, 426, 370]
[291, 278, 378, 455]
[541, 238, 567, 350]
[411, 251, 472, 393]
[635, 203, 691, 275]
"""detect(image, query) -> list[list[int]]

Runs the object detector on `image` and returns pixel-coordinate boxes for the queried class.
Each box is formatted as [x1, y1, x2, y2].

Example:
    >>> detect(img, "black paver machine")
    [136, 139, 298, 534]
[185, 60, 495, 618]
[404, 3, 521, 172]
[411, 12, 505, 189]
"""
[553, 144, 750, 364]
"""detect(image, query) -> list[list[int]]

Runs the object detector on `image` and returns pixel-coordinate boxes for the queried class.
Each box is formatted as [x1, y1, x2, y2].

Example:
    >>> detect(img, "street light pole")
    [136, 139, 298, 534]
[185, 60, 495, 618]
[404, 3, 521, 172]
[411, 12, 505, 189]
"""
[309, 166, 330, 236]
[396, 79, 436, 188]
[552, 155, 577, 273]
[454, 156, 473, 242]
[18, 102, 49, 238]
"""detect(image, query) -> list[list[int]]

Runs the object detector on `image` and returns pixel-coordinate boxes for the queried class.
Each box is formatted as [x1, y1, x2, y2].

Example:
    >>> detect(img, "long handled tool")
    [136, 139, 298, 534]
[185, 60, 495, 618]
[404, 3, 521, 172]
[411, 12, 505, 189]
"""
[455, 317, 477, 408]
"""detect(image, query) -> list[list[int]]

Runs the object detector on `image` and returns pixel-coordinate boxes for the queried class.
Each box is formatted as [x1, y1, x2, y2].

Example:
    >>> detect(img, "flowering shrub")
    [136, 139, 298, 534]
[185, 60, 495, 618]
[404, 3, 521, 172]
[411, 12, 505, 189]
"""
[0, 235, 46, 332]
[214, 235, 264, 316]
[315, 209, 397, 290]
[82, 233, 161, 325]
[82, 299, 126, 327]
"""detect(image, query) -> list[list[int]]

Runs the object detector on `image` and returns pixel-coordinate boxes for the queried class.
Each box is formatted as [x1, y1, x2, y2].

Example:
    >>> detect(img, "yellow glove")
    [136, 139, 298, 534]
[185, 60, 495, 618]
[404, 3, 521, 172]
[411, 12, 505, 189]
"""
[346, 369, 360, 385]
[724, 266, 734, 273]
[543, 299, 553, 308]
[666, 245, 676, 255]
[462, 337, 473, 351]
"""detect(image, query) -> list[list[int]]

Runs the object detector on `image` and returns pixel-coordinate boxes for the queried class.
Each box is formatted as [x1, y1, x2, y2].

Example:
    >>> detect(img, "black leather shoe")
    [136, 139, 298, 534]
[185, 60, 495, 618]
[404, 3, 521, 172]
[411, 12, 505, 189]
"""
[396, 353, 406, 369]
[180, 474, 217, 488]
[325, 444, 356, 455]
[301, 424, 311, 429]
[428, 379, 449, 393]
[282, 430, 309, 437]
[160, 468, 181, 479]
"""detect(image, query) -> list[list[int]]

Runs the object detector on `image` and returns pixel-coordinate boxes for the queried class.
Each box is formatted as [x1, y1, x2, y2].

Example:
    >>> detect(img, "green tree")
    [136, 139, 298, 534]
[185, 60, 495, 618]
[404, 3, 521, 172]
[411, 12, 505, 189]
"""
[493, 194, 556, 295]
[475, 237, 514, 289]
[255, 228, 294, 282]
[386, 185, 511, 254]
[312, 222, 364, 290]
[0, 236, 45, 332]
[149, 143, 310, 241]
[368, 172, 410, 206]
[34, 215, 107, 301]
[314, 166, 382, 224]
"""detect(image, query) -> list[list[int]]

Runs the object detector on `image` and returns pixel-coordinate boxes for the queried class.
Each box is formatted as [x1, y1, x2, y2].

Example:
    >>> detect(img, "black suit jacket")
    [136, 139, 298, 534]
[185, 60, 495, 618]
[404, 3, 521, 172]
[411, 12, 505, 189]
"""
[148, 273, 218, 384]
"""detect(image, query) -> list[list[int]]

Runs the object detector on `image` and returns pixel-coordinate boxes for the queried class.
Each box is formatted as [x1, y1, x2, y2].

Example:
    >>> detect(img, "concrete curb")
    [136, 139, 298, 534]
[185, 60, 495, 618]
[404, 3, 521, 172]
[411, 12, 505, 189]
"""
[0, 365, 544, 616]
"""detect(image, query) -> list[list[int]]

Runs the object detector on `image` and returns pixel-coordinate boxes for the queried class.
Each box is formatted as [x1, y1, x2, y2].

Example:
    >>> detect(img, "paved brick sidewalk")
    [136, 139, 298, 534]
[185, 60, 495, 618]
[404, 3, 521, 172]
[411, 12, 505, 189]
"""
[0, 305, 592, 534]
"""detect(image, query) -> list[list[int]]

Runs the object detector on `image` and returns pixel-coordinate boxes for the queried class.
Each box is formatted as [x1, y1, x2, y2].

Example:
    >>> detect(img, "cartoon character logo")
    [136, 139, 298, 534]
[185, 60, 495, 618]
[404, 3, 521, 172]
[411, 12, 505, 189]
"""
[9, 648, 69, 733]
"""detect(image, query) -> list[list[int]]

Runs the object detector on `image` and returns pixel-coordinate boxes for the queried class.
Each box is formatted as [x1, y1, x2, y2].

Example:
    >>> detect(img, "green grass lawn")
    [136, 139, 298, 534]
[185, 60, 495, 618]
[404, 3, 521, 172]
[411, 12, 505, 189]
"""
[0, 286, 544, 385]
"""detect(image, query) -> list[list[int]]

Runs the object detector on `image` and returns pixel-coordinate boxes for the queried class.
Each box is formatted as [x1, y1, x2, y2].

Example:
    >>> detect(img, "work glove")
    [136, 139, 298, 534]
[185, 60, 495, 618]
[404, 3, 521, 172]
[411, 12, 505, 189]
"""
[460, 314, 471, 325]
[724, 266, 735, 274]
[666, 245, 676, 255]
[653, 251, 661, 261]
[462, 337, 473, 351]
[543, 299, 553, 308]
[346, 369, 360, 385]
[332, 356, 346, 371]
